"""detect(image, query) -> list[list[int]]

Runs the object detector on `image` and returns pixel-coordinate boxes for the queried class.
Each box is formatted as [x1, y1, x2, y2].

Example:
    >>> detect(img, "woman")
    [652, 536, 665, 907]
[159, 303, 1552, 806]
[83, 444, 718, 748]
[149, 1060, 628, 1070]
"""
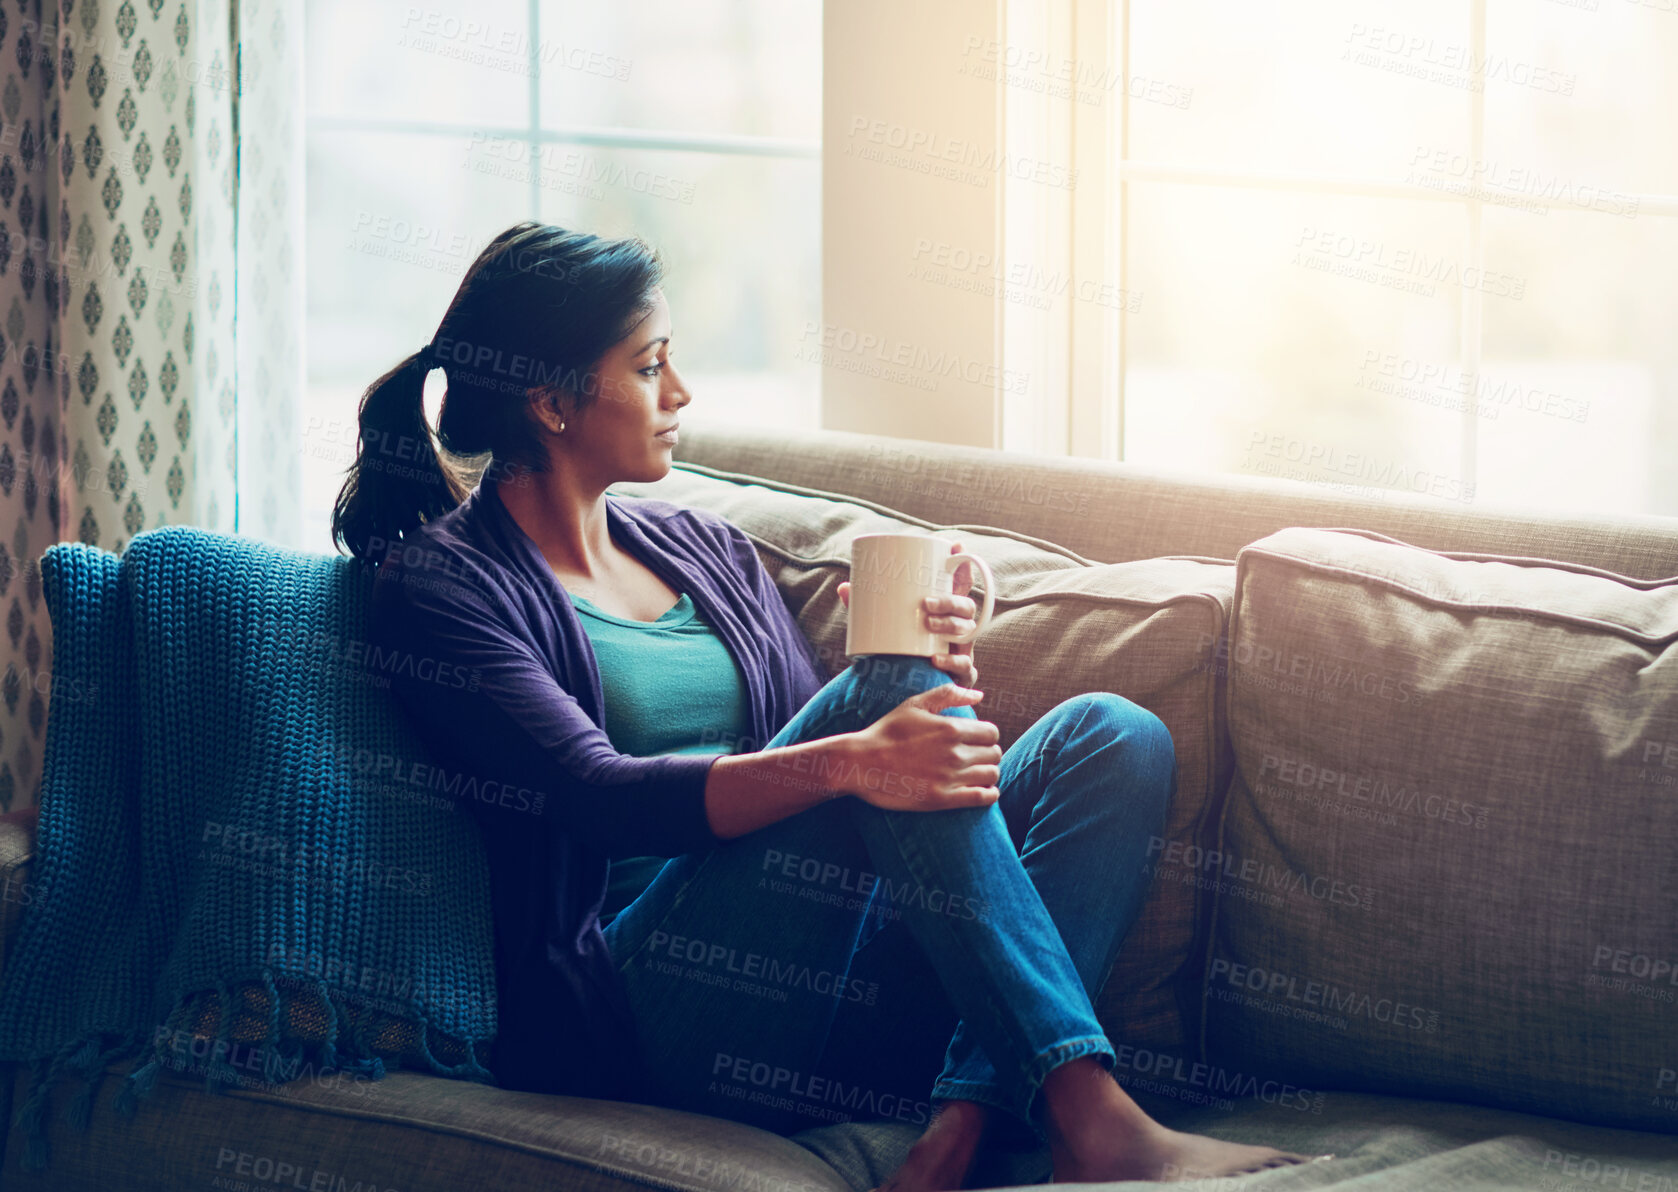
[334, 222, 1316, 1189]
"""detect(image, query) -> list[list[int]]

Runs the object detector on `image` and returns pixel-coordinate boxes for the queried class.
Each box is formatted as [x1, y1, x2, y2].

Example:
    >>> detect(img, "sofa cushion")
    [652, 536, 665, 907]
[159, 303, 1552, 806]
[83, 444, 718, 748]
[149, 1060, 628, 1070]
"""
[17, 1054, 1677, 1192]
[673, 423, 1678, 580]
[0, 811, 35, 1001]
[1204, 527, 1678, 1134]
[611, 464, 1240, 1060]
[0, 1063, 849, 1192]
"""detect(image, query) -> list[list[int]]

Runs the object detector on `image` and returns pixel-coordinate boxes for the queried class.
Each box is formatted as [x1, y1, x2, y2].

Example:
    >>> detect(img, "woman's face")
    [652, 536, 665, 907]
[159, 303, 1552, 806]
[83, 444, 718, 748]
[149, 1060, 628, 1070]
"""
[547, 287, 690, 485]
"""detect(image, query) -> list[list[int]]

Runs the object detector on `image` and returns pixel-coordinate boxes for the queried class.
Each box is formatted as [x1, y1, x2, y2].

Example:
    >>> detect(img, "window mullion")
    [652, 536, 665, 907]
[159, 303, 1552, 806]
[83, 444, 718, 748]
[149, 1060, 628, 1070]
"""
[1068, 0, 1126, 461]
[527, 0, 542, 218]
[1113, 0, 1130, 462]
[1460, 0, 1487, 498]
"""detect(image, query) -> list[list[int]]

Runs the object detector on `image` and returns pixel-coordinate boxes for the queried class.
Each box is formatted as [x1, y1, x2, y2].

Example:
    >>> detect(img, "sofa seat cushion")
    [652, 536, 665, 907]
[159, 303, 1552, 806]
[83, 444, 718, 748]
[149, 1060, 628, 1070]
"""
[1114, 1089, 1678, 1191]
[16, 1063, 1674, 1191]
[1, 1063, 851, 1192]
[611, 463, 1240, 1061]
[801, 1088, 1678, 1190]
[1205, 527, 1678, 1134]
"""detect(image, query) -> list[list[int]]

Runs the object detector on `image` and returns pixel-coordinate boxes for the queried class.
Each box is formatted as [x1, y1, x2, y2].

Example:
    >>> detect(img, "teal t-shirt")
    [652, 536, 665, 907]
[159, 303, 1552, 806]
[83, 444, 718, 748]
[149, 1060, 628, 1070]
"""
[570, 590, 753, 921]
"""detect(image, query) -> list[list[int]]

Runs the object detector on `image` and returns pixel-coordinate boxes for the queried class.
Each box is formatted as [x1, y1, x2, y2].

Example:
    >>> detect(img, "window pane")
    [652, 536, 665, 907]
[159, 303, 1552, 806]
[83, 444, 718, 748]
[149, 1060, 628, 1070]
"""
[1483, 0, 1678, 195]
[307, 0, 530, 126]
[538, 1, 821, 140]
[1128, 0, 1468, 176]
[1123, 182, 1478, 505]
[304, 5, 820, 550]
[1466, 1, 1678, 516]
[1477, 203, 1678, 517]
[304, 130, 529, 551]
[1116, 0, 1676, 520]
[525, 147, 822, 432]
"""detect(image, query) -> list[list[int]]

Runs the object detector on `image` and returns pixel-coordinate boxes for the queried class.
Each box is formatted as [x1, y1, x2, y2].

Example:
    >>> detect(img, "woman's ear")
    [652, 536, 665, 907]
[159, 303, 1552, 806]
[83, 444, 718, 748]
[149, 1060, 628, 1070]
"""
[525, 384, 572, 434]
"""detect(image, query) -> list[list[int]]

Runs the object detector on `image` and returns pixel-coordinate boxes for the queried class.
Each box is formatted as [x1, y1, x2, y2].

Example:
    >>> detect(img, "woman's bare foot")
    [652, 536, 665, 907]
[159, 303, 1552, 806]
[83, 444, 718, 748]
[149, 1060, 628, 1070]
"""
[1040, 1058, 1327, 1183]
[1056, 1122, 1320, 1184]
[875, 1099, 989, 1192]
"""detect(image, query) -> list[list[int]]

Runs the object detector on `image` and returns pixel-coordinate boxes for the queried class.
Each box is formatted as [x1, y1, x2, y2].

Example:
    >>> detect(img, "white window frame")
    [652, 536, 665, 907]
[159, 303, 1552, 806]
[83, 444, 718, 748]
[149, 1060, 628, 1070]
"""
[306, 3, 819, 302]
[1009, 0, 1678, 494]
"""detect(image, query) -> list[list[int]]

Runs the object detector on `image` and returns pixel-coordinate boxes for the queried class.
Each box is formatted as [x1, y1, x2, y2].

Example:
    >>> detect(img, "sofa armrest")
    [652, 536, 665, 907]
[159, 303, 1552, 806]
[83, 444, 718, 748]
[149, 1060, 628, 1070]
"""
[0, 806, 37, 984]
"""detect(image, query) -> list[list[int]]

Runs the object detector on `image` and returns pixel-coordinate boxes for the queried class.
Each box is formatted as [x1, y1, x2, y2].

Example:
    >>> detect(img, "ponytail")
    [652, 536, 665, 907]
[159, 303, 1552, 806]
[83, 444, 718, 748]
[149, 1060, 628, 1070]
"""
[331, 349, 470, 564]
[332, 221, 665, 564]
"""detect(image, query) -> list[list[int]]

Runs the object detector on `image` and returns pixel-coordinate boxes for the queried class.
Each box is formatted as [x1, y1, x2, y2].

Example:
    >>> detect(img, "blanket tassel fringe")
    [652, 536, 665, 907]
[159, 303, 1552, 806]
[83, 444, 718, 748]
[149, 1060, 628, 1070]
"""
[12, 969, 494, 1172]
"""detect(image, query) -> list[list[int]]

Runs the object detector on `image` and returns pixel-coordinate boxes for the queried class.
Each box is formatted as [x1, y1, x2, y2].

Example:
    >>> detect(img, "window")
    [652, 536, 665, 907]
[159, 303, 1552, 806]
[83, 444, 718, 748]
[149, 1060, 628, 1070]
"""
[302, 1, 821, 549]
[1007, 0, 1678, 517]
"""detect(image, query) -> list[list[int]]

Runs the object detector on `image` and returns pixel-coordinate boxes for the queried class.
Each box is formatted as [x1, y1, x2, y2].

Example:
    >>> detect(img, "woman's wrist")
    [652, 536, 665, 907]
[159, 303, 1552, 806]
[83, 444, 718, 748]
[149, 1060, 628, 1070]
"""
[755, 734, 861, 801]
[702, 735, 860, 839]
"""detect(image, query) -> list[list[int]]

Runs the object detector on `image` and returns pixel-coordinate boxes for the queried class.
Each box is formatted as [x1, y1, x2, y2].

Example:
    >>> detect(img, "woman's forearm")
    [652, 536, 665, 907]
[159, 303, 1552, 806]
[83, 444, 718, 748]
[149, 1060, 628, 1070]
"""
[704, 736, 862, 839]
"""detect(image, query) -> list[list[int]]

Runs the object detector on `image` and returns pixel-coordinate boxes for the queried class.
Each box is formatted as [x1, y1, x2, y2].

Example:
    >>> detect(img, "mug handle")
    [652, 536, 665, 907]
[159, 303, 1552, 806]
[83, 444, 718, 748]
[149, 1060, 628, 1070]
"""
[942, 552, 995, 645]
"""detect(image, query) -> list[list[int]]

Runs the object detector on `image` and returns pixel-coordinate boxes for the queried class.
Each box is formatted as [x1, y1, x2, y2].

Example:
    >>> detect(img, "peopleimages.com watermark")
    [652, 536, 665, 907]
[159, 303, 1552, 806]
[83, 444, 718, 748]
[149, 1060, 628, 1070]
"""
[1586, 944, 1678, 1004]
[1255, 751, 1491, 829]
[1242, 428, 1477, 506]
[1340, 24, 1576, 95]
[1196, 630, 1423, 708]
[396, 7, 632, 81]
[709, 1051, 932, 1126]
[1655, 1067, 1678, 1113]
[641, 929, 879, 1007]
[843, 115, 1078, 191]
[1538, 1150, 1678, 1192]
[461, 132, 697, 204]
[1146, 836, 1377, 912]
[306, 741, 548, 817]
[197, 822, 434, 898]
[760, 846, 989, 923]
[1208, 959, 1442, 1034]
[907, 236, 1142, 313]
[265, 944, 418, 1018]
[956, 36, 1193, 110]
[210, 1146, 404, 1192]
[1, 661, 100, 707]
[1354, 351, 1590, 424]
[1110, 1044, 1325, 1114]
[1406, 145, 1638, 219]
[795, 320, 1031, 395]
[158, 1028, 386, 1102]
[596, 1134, 824, 1192]
[1634, 738, 1678, 787]
[1292, 225, 1526, 301]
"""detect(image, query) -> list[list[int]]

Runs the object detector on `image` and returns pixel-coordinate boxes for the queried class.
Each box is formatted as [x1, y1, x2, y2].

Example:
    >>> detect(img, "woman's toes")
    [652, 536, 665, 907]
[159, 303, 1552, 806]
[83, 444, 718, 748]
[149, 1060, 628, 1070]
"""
[1237, 1150, 1335, 1174]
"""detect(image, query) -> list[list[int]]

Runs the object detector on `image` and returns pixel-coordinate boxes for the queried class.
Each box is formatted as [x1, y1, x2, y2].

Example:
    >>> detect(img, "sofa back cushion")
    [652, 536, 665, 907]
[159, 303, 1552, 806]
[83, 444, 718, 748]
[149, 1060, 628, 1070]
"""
[1203, 527, 1678, 1133]
[672, 424, 1678, 580]
[612, 466, 1239, 1059]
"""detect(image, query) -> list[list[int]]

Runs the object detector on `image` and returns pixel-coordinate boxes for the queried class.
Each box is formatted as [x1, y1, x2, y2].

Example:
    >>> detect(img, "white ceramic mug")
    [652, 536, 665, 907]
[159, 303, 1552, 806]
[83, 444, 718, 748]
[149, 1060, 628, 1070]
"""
[845, 533, 997, 658]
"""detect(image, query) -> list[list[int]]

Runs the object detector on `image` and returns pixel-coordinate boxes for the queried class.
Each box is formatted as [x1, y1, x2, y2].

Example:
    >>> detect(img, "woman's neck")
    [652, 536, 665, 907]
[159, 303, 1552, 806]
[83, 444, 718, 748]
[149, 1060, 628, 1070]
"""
[494, 464, 616, 579]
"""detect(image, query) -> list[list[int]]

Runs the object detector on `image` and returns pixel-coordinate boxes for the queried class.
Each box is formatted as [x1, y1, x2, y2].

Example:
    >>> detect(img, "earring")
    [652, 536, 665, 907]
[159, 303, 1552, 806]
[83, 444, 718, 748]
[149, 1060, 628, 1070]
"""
[558, 421, 566, 432]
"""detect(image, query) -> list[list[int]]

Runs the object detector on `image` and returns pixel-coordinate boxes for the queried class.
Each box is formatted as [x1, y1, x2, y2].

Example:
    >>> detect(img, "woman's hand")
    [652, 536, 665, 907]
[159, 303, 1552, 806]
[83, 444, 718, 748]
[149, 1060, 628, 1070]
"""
[837, 539, 982, 688]
[832, 685, 1003, 811]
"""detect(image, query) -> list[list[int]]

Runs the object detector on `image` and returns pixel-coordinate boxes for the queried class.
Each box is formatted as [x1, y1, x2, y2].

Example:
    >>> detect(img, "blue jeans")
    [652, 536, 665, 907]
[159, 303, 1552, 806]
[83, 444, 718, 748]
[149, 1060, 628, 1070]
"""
[602, 654, 1175, 1139]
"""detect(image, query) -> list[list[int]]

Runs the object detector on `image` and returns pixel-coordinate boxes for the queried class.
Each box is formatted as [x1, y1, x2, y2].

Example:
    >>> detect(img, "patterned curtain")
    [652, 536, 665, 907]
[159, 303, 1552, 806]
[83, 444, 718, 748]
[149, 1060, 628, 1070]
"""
[0, 0, 302, 813]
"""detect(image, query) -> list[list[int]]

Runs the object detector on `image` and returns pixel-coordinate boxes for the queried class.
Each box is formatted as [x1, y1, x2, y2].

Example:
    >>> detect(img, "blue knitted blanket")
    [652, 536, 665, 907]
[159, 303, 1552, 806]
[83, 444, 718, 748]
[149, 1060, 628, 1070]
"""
[0, 527, 499, 1169]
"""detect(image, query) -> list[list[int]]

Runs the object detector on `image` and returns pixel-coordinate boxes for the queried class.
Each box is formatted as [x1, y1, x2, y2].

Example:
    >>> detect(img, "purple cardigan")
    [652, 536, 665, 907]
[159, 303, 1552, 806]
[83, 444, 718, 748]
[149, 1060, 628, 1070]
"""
[368, 477, 828, 1099]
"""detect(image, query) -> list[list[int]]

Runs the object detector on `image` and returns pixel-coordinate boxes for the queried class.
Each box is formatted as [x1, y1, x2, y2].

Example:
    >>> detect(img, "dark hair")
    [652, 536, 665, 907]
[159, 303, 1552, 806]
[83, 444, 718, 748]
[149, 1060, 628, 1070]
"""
[331, 221, 664, 563]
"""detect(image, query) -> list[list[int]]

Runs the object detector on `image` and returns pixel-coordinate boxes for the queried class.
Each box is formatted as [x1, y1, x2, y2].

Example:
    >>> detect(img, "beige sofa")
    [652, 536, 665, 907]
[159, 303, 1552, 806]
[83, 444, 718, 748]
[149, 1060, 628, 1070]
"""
[3, 422, 1675, 1190]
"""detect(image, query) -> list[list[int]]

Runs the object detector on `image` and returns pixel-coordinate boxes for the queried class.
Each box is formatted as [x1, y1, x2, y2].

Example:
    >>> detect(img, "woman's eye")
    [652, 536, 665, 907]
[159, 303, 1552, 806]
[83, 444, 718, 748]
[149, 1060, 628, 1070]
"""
[641, 362, 664, 376]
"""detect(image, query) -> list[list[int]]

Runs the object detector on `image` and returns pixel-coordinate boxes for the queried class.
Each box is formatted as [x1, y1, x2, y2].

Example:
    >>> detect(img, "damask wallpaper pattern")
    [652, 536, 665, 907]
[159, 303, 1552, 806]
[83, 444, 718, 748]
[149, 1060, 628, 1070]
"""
[0, 0, 301, 812]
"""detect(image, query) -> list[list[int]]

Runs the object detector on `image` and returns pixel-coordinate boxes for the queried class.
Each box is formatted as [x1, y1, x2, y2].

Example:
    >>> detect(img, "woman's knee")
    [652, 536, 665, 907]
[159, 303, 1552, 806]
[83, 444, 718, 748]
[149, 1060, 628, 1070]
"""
[1053, 692, 1176, 794]
[847, 654, 971, 720]
[772, 655, 966, 749]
